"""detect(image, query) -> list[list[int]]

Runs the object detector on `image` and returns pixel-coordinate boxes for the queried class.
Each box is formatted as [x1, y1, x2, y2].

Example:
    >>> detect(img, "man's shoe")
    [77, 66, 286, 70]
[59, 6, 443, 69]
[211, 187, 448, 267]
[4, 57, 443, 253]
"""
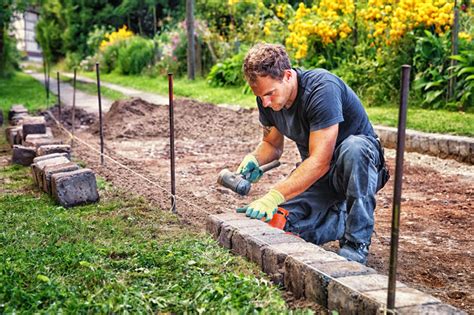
[338, 240, 369, 265]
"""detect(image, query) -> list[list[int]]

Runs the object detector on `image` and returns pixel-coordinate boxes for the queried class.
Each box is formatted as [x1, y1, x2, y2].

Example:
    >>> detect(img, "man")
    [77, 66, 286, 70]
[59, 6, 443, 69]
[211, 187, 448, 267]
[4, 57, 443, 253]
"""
[236, 43, 389, 264]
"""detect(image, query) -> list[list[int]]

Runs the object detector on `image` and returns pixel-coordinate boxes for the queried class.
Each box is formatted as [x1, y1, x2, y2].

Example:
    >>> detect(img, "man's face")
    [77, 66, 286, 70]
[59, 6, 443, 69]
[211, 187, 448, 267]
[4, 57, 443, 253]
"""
[250, 70, 293, 111]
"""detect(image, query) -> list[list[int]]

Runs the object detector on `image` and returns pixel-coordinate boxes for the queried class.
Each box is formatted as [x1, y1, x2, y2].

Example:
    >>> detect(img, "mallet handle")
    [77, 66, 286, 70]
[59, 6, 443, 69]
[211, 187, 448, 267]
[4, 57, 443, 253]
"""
[261, 160, 281, 173]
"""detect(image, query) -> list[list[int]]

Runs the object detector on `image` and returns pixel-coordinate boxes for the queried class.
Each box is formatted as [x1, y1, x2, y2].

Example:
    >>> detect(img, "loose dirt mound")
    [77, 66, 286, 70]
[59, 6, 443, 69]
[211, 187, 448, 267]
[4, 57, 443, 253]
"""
[93, 97, 256, 140]
[42, 105, 96, 130]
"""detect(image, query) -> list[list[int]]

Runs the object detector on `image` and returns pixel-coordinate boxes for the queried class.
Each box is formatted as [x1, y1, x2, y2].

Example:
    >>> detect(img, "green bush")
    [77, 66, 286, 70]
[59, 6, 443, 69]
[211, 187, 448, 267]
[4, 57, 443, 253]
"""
[449, 49, 474, 112]
[207, 51, 246, 87]
[101, 41, 125, 73]
[0, 34, 20, 78]
[117, 36, 155, 75]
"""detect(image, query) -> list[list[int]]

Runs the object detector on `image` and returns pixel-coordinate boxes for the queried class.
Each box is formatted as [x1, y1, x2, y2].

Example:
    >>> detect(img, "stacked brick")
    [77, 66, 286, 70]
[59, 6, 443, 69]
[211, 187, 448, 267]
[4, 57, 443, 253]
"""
[207, 212, 466, 315]
[5, 104, 99, 208]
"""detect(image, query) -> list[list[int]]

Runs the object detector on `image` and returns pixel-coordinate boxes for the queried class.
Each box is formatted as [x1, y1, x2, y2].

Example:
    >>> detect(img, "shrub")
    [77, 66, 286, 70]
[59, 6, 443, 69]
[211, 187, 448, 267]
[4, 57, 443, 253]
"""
[207, 51, 246, 87]
[117, 36, 155, 75]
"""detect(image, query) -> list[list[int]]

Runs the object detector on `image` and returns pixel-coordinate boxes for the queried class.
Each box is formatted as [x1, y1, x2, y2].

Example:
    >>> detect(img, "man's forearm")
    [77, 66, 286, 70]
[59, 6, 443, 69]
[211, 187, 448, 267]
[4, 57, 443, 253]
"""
[252, 140, 283, 166]
[273, 156, 330, 201]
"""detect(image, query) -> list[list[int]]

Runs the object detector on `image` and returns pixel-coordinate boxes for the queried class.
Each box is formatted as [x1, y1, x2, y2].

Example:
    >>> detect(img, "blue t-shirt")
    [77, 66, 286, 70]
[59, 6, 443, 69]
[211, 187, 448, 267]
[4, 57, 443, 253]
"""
[258, 68, 376, 160]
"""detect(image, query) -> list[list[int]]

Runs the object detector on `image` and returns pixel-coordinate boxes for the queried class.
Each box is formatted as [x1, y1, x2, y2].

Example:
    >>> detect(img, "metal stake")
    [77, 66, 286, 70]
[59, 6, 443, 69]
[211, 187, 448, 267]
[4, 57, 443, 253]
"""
[168, 73, 176, 213]
[96, 63, 104, 166]
[72, 68, 77, 152]
[387, 65, 411, 311]
[56, 71, 61, 119]
[43, 59, 49, 104]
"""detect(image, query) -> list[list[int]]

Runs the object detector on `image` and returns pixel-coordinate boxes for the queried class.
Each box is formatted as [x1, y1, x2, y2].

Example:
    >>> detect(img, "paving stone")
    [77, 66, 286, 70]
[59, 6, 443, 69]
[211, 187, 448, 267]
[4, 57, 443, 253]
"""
[304, 261, 377, 307]
[42, 162, 80, 194]
[217, 218, 266, 249]
[419, 135, 430, 152]
[397, 302, 467, 314]
[246, 233, 305, 268]
[448, 139, 460, 156]
[8, 105, 28, 120]
[23, 137, 63, 148]
[22, 116, 47, 138]
[360, 287, 441, 314]
[327, 274, 407, 314]
[428, 137, 440, 155]
[438, 137, 450, 157]
[37, 144, 71, 159]
[457, 142, 470, 162]
[51, 168, 99, 207]
[206, 212, 248, 238]
[11, 145, 36, 166]
[31, 156, 70, 188]
[14, 129, 23, 145]
[284, 250, 346, 299]
[231, 225, 284, 257]
[33, 152, 70, 163]
[10, 112, 30, 125]
[5, 126, 22, 145]
[262, 242, 324, 284]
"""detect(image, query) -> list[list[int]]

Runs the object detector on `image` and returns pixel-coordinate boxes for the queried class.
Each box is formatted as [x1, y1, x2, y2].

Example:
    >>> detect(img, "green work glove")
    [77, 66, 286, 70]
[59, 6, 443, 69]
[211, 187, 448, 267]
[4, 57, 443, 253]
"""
[236, 154, 263, 183]
[236, 189, 286, 222]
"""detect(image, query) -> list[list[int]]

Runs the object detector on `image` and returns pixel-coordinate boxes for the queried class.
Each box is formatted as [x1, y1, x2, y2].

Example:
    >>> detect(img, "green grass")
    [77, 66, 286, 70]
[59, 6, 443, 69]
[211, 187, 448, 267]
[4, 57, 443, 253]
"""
[77, 70, 474, 136]
[0, 139, 293, 313]
[80, 71, 256, 108]
[366, 106, 474, 136]
[0, 72, 54, 117]
[60, 75, 126, 101]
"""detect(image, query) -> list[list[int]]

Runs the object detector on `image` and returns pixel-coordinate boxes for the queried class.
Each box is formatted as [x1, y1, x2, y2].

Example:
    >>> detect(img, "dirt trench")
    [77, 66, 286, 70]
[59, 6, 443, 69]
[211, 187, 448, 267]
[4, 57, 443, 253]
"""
[52, 98, 473, 313]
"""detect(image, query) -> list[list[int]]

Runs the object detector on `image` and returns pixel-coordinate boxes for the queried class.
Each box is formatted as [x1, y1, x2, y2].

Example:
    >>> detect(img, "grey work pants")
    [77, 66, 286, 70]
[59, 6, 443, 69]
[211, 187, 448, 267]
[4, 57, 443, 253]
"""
[283, 135, 387, 245]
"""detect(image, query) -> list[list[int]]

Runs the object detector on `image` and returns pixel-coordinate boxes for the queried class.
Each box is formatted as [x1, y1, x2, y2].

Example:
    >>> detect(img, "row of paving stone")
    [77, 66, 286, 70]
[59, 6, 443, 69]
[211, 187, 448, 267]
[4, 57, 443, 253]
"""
[207, 212, 466, 314]
[5, 104, 99, 208]
[374, 126, 472, 164]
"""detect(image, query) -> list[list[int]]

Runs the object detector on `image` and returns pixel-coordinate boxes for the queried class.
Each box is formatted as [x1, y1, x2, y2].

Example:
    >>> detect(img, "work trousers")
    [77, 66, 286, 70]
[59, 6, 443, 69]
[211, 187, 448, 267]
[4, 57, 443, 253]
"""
[283, 135, 387, 245]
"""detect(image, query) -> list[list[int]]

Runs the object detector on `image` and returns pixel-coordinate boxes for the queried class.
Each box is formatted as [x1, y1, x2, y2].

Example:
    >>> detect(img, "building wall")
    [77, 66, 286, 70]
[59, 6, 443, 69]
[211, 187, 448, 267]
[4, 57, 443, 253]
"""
[12, 9, 42, 62]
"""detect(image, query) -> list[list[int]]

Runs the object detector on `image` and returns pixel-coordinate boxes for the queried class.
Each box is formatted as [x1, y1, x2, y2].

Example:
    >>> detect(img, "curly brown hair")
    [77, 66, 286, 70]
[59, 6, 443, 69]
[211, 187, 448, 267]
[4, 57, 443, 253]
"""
[243, 43, 292, 85]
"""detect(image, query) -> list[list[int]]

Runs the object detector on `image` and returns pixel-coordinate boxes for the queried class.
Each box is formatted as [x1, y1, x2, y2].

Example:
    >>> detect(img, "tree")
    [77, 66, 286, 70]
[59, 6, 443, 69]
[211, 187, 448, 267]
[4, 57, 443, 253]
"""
[0, 0, 31, 77]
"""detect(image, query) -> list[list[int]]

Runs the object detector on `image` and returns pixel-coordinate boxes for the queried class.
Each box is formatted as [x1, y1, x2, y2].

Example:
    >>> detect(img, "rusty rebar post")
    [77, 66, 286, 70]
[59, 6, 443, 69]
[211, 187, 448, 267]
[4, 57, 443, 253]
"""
[56, 71, 61, 119]
[71, 68, 77, 152]
[387, 65, 411, 311]
[96, 63, 104, 166]
[168, 73, 176, 213]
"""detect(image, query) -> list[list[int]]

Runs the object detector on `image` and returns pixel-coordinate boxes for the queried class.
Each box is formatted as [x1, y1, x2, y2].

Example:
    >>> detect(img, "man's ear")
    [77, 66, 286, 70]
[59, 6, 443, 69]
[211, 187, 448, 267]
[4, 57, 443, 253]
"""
[284, 69, 292, 81]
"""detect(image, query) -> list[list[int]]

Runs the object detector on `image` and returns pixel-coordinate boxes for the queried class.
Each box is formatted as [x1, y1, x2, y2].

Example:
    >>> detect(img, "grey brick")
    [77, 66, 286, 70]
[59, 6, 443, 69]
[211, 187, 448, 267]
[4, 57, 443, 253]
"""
[206, 212, 248, 238]
[284, 250, 346, 299]
[305, 261, 376, 307]
[37, 144, 71, 159]
[327, 274, 407, 314]
[262, 242, 323, 284]
[22, 116, 46, 139]
[42, 162, 80, 194]
[231, 225, 284, 257]
[31, 156, 70, 188]
[11, 145, 36, 166]
[247, 233, 305, 268]
[5, 126, 22, 145]
[8, 105, 27, 120]
[51, 169, 99, 207]
[217, 219, 265, 249]
[24, 137, 63, 148]
[33, 152, 70, 164]
[397, 302, 467, 315]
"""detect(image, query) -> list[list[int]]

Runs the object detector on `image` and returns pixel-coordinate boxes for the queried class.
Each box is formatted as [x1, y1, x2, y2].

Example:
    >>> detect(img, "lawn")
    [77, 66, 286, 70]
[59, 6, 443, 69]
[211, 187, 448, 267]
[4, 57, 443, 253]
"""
[0, 134, 292, 313]
[0, 72, 54, 116]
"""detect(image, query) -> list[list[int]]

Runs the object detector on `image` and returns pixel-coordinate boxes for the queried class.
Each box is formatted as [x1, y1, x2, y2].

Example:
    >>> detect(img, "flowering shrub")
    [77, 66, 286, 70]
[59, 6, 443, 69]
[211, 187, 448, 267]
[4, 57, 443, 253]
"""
[286, 1, 354, 60]
[99, 26, 134, 52]
[362, 0, 455, 46]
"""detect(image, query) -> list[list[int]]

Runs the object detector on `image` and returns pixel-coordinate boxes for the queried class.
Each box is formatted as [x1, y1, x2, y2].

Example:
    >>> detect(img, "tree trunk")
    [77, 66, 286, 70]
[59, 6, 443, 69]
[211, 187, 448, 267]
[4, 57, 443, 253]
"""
[186, 0, 195, 80]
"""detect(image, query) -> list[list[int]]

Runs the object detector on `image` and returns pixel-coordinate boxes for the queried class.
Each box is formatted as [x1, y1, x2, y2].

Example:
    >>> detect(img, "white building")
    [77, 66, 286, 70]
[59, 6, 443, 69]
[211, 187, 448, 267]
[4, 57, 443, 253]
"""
[11, 8, 42, 62]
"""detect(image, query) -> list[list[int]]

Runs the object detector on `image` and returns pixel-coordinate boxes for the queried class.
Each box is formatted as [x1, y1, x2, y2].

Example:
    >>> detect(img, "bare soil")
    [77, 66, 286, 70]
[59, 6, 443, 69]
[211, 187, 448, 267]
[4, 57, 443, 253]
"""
[53, 98, 473, 313]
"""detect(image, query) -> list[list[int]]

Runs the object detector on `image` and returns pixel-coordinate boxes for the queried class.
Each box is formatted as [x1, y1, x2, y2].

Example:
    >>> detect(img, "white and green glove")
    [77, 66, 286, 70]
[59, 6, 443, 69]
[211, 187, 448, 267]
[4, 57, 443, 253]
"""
[237, 189, 285, 222]
[236, 154, 263, 183]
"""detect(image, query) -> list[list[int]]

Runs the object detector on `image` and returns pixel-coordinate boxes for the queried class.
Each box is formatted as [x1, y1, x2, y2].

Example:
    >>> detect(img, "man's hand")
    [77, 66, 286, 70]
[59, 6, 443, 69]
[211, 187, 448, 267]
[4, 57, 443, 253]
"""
[236, 189, 285, 222]
[236, 154, 263, 183]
